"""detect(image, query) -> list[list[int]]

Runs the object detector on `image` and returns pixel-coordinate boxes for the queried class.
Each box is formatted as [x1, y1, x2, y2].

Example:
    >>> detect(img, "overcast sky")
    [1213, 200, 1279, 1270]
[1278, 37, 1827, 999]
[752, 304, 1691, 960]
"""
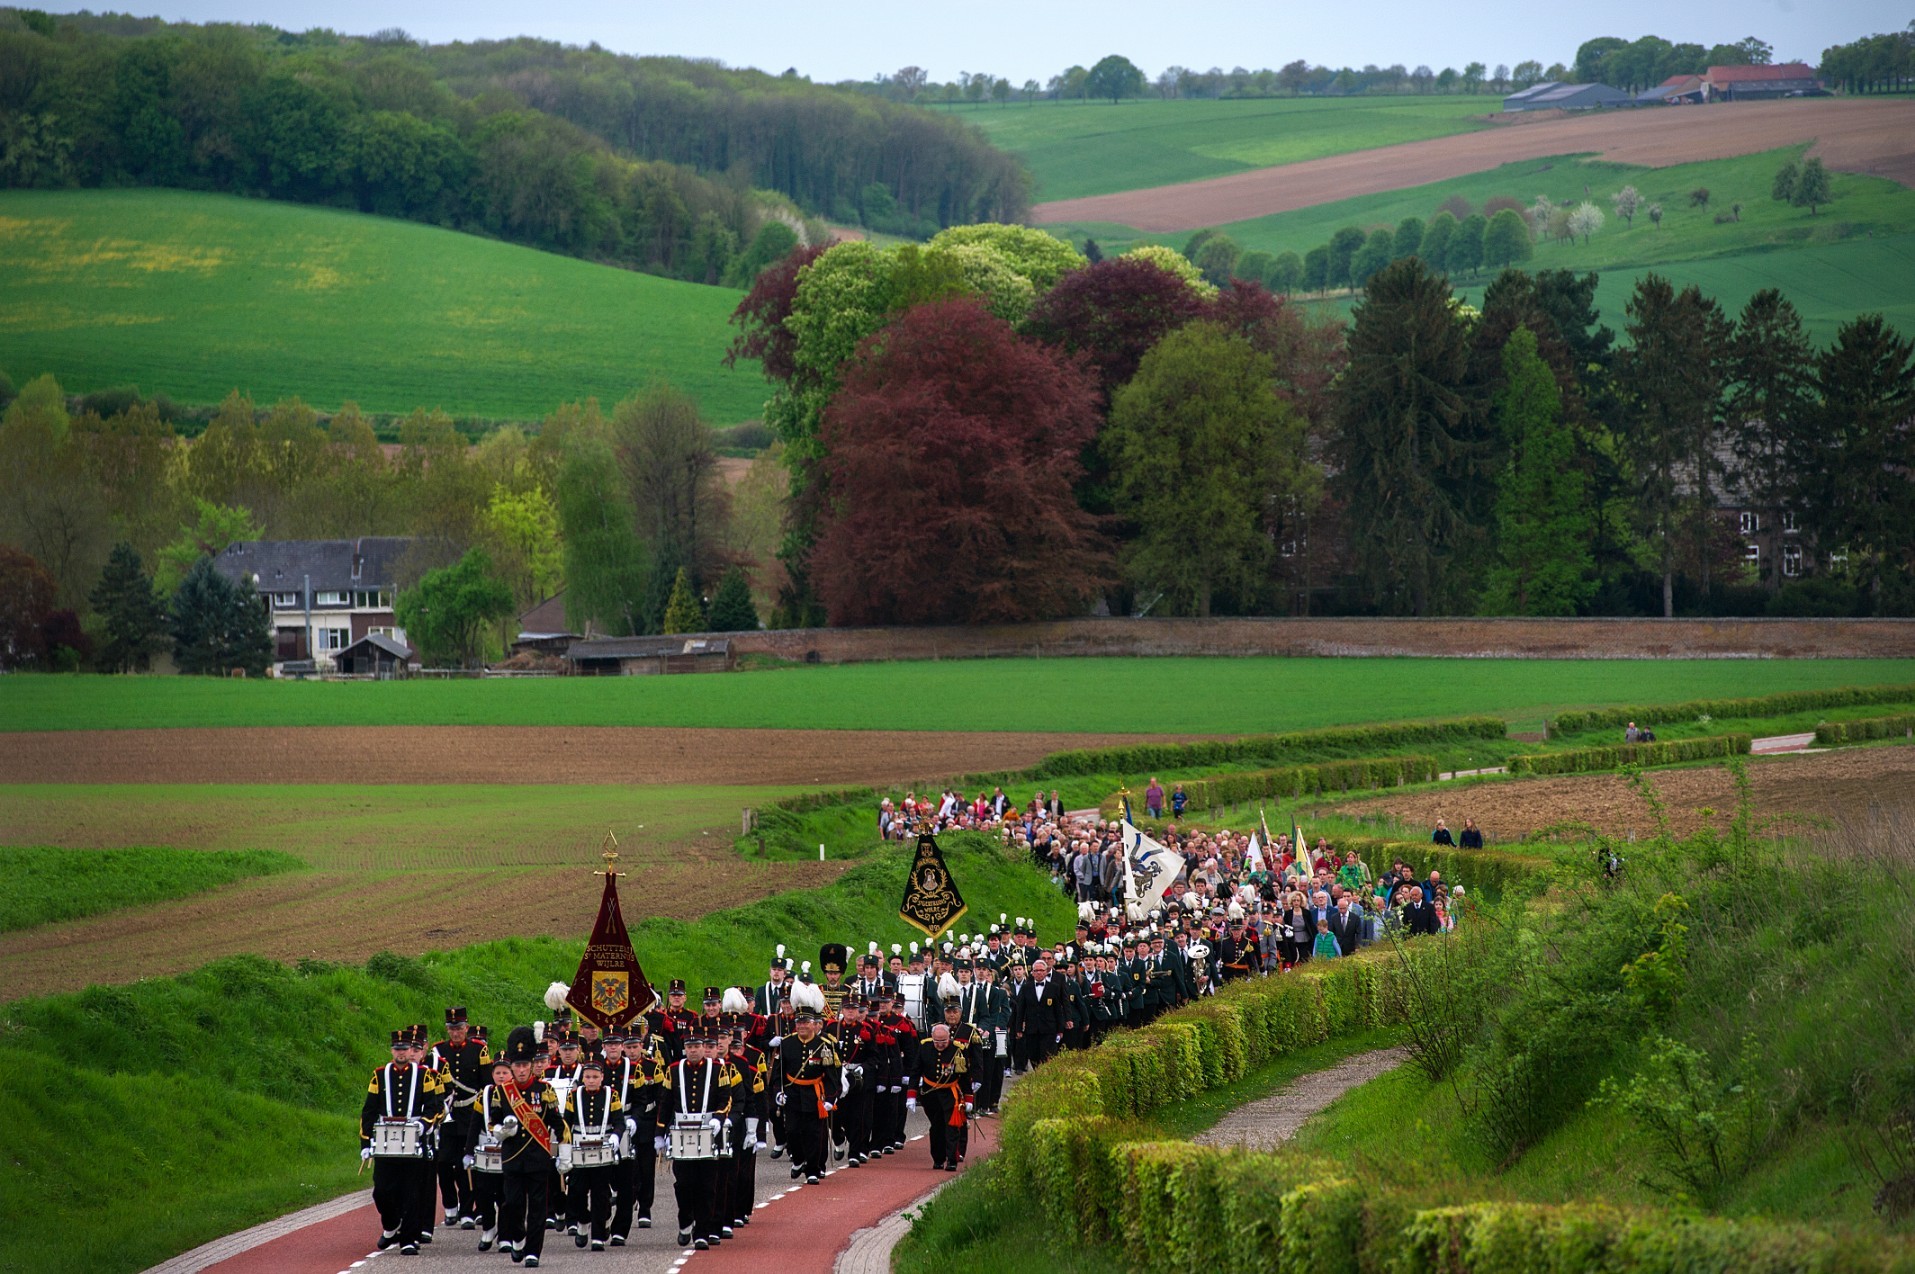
[46, 1, 1904, 83]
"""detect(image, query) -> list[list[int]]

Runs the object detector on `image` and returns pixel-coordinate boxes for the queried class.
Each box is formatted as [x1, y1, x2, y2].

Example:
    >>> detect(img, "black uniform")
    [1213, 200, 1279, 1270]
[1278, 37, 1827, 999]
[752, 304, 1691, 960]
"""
[1013, 974, 1066, 1066]
[775, 1032, 842, 1180]
[561, 1084, 624, 1246]
[912, 1037, 971, 1170]
[483, 1077, 568, 1262]
[429, 1034, 491, 1224]
[359, 1061, 445, 1249]
[610, 1039, 667, 1237]
[725, 1043, 769, 1229]
[658, 1057, 739, 1248]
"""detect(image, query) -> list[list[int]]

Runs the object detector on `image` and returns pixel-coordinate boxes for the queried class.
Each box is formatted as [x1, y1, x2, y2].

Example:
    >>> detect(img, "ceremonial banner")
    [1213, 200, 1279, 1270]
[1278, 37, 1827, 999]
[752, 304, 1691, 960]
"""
[899, 833, 968, 939]
[1121, 819, 1187, 921]
[566, 869, 657, 1031]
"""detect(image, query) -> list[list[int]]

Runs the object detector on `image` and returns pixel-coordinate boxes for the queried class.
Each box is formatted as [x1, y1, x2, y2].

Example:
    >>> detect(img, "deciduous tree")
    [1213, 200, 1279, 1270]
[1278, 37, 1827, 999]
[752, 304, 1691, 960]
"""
[1024, 256, 1207, 402]
[0, 544, 57, 670]
[1086, 54, 1147, 103]
[394, 547, 514, 668]
[1484, 208, 1533, 268]
[809, 298, 1109, 625]
[1791, 157, 1831, 215]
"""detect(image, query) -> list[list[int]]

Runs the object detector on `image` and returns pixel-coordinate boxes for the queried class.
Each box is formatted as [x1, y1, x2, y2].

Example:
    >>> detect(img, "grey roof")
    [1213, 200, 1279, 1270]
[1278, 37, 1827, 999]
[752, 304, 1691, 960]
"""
[339, 632, 415, 661]
[565, 636, 732, 660]
[1530, 83, 1629, 107]
[1502, 81, 1560, 105]
[212, 538, 419, 594]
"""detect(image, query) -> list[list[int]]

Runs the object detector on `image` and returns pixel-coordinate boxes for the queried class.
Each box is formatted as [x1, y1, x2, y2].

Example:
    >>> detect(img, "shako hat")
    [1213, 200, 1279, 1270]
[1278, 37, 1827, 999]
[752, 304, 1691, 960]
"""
[668, 978, 687, 994]
[502, 1026, 540, 1064]
[819, 943, 848, 976]
[389, 1028, 409, 1048]
[445, 1006, 469, 1026]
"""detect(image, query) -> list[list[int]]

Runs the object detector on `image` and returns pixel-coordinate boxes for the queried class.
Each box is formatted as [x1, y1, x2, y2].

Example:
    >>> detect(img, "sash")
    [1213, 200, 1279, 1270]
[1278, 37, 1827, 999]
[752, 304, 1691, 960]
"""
[501, 1077, 554, 1156]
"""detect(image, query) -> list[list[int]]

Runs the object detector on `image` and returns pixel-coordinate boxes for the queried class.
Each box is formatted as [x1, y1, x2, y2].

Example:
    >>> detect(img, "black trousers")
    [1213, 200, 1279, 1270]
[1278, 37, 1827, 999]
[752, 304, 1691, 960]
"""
[785, 1104, 829, 1177]
[436, 1109, 476, 1219]
[671, 1155, 723, 1240]
[730, 1142, 756, 1222]
[565, 1164, 615, 1241]
[975, 1034, 1005, 1109]
[472, 1170, 501, 1231]
[371, 1156, 432, 1242]
[921, 1094, 968, 1167]
[840, 1086, 875, 1158]
[611, 1148, 656, 1234]
[500, 1168, 549, 1257]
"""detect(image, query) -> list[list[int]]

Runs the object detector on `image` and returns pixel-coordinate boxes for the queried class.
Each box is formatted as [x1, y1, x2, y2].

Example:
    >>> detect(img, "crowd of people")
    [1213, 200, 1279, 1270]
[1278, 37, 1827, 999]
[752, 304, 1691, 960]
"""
[356, 799, 1473, 1264]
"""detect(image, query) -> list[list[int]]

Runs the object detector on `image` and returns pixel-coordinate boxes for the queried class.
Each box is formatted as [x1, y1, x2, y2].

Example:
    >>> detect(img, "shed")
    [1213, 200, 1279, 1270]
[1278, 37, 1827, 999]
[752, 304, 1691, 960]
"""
[564, 635, 735, 676]
[1635, 74, 1706, 105]
[1501, 82, 1561, 111]
[1508, 82, 1630, 112]
[1704, 63, 1821, 99]
[333, 632, 416, 678]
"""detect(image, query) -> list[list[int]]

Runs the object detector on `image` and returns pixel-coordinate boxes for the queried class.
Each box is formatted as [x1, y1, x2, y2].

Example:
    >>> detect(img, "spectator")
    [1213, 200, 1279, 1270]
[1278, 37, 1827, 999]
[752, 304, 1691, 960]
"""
[1145, 776, 1165, 819]
[1625, 721, 1640, 743]
[1311, 918, 1339, 961]
[1048, 790, 1062, 819]
[1171, 782, 1187, 818]
[1402, 885, 1440, 936]
[1329, 896, 1363, 957]
[1459, 817, 1484, 850]
[1432, 819, 1455, 846]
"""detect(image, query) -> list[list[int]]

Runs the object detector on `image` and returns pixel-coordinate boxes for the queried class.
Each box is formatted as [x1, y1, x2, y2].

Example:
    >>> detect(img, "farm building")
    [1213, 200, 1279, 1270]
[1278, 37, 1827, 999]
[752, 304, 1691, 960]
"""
[212, 537, 416, 674]
[1704, 63, 1821, 99]
[513, 590, 584, 657]
[333, 632, 416, 677]
[1503, 82, 1630, 112]
[1635, 74, 1707, 105]
[564, 635, 735, 675]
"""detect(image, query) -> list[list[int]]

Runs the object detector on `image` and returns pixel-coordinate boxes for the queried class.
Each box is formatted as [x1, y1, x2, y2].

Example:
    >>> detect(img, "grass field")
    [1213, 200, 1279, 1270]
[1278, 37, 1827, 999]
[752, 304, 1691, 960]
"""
[0, 188, 767, 424]
[5, 658, 1912, 735]
[0, 845, 302, 931]
[941, 96, 1497, 202]
[1044, 146, 1915, 340]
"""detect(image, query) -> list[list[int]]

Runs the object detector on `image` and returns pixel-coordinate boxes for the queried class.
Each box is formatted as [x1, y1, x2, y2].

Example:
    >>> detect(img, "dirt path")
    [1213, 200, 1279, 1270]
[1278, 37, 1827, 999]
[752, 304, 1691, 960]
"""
[0, 858, 847, 1001]
[1033, 98, 1915, 231]
[1334, 744, 1915, 841]
[1195, 1046, 1409, 1150]
[0, 725, 1202, 787]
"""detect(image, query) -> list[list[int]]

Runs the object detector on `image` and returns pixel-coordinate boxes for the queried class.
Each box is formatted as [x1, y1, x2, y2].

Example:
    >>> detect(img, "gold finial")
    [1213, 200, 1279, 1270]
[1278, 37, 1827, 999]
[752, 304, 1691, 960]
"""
[597, 829, 622, 877]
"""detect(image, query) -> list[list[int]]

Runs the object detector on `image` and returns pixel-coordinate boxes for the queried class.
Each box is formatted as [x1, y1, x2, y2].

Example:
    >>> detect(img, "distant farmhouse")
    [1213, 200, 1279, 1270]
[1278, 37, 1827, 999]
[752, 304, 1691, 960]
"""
[1636, 63, 1822, 105]
[212, 537, 418, 675]
[1502, 82, 1632, 112]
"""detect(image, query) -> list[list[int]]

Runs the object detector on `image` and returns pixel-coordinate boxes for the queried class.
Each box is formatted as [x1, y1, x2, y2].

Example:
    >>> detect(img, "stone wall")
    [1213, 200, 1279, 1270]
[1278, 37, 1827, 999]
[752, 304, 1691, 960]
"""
[727, 617, 1915, 663]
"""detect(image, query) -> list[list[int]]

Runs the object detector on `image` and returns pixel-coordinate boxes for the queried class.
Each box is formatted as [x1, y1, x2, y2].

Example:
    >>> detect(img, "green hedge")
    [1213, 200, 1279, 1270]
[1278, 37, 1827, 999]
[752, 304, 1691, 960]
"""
[1814, 714, 1915, 745]
[1032, 717, 1507, 779]
[1549, 684, 1915, 736]
[1506, 734, 1751, 776]
[1146, 754, 1440, 813]
[992, 860, 1915, 1274]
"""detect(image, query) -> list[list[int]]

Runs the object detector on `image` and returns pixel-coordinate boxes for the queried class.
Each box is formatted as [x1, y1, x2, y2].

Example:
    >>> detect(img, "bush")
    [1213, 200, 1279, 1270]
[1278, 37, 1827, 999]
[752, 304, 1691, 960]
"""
[1169, 754, 1440, 812]
[1034, 717, 1506, 779]
[1814, 715, 1915, 745]
[1550, 686, 1915, 736]
[1507, 735, 1752, 776]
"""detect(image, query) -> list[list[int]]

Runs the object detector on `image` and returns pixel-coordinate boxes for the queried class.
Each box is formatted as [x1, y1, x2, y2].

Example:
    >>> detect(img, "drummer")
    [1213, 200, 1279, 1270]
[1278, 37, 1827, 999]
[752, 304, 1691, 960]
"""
[561, 1058, 625, 1251]
[360, 1026, 443, 1256]
[659, 1028, 739, 1251]
[465, 1057, 514, 1251]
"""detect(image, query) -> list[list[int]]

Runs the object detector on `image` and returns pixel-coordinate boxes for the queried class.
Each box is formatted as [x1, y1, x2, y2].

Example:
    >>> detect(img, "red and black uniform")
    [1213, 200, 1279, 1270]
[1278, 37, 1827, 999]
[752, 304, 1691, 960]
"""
[723, 1040, 769, 1229]
[872, 1009, 917, 1151]
[834, 1017, 878, 1164]
[774, 1033, 841, 1181]
[484, 1075, 568, 1263]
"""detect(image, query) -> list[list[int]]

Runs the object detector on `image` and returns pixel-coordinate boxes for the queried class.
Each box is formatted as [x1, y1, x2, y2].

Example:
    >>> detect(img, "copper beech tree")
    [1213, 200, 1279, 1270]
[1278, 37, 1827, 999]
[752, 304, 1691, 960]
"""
[809, 298, 1111, 626]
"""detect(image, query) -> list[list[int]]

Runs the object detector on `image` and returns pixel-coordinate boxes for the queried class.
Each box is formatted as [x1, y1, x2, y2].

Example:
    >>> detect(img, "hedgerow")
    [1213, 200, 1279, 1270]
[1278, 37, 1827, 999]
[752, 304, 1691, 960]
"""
[1548, 684, 1915, 736]
[1813, 714, 1915, 745]
[1506, 734, 1751, 776]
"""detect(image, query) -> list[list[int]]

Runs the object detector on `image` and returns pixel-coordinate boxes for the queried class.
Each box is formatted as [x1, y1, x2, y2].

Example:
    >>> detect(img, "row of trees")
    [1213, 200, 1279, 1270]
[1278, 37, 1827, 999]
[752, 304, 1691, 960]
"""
[729, 231, 1915, 624]
[1817, 21, 1915, 93]
[1572, 34, 1775, 92]
[0, 12, 1027, 275]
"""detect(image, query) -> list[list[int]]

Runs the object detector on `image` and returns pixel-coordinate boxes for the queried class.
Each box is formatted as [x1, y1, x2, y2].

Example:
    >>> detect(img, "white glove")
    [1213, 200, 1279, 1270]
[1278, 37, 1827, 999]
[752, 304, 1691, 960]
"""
[556, 1144, 572, 1173]
[768, 1035, 783, 1048]
[964, 1101, 974, 1114]
[625, 1117, 638, 1135]
[824, 1102, 835, 1115]
[462, 1154, 475, 1170]
[971, 1082, 981, 1092]
[708, 1117, 723, 1135]
[905, 1097, 917, 1113]
[746, 1118, 760, 1140]
[361, 1147, 373, 1161]
[654, 1135, 669, 1153]
[755, 1140, 768, 1152]
[775, 1092, 787, 1107]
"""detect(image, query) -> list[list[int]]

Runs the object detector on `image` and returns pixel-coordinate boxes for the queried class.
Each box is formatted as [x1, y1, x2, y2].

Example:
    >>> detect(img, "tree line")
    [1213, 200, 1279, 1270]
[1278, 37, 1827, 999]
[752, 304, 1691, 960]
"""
[0, 11, 1027, 277]
[729, 230, 1915, 628]
[0, 372, 782, 671]
[1817, 21, 1915, 94]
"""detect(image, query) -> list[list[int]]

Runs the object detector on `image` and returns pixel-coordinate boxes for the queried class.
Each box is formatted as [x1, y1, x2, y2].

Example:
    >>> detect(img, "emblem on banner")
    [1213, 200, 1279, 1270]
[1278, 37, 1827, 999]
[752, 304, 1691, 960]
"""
[592, 971, 630, 1016]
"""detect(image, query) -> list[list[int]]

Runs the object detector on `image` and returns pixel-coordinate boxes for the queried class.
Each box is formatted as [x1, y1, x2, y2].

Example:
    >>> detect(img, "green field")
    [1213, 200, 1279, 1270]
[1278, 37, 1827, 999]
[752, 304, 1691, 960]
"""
[943, 96, 1497, 201]
[1045, 146, 1915, 339]
[5, 658, 1912, 735]
[0, 188, 768, 423]
[0, 845, 303, 931]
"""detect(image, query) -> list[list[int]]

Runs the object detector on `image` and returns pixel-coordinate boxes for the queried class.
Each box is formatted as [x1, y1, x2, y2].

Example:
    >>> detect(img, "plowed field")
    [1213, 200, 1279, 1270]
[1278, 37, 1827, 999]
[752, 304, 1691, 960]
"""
[1034, 98, 1915, 231]
[1334, 745, 1915, 842]
[0, 724, 1198, 786]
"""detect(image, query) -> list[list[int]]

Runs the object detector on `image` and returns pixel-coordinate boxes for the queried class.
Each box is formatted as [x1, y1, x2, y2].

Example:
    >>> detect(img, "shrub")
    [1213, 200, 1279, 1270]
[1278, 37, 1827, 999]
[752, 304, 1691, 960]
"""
[1507, 735, 1751, 776]
[1814, 714, 1915, 745]
[1549, 686, 1915, 736]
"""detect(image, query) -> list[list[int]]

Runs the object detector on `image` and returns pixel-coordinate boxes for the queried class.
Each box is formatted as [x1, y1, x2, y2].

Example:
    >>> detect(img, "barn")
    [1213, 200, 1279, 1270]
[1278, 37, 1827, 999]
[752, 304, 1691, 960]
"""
[563, 635, 735, 676]
[1703, 63, 1822, 99]
[1503, 82, 1630, 112]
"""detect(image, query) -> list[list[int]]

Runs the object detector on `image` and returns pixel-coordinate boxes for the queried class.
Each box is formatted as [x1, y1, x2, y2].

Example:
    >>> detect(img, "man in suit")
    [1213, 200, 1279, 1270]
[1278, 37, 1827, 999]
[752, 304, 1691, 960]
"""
[1013, 957, 1066, 1067]
[1402, 886, 1441, 937]
[1328, 897, 1364, 958]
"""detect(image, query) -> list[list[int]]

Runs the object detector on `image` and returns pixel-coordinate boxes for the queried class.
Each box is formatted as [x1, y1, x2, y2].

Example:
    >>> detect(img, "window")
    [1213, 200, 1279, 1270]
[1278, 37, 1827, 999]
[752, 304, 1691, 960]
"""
[1738, 511, 1760, 535]
[317, 627, 349, 652]
[1279, 540, 1299, 558]
[315, 591, 348, 607]
[1782, 545, 1803, 578]
[354, 590, 393, 609]
[1829, 548, 1848, 570]
[1744, 542, 1760, 563]
[1780, 511, 1799, 535]
[271, 592, 298, 608]
[368, 626, 395, 638]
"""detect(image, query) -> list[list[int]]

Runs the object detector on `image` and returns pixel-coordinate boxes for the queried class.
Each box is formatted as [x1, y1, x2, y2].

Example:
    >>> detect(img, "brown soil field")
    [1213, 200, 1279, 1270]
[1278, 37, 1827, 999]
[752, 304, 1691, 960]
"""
[0, 724, 1200, 787]
[1334, 745, 1915, 842]
[0, 855, 847, 1001]
[1033, 98, 1915, 231]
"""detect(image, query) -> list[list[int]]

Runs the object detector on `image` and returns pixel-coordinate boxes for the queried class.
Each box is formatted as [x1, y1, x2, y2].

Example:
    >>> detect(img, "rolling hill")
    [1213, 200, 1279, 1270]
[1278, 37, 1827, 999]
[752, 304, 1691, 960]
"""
[0, 188, 769, 424]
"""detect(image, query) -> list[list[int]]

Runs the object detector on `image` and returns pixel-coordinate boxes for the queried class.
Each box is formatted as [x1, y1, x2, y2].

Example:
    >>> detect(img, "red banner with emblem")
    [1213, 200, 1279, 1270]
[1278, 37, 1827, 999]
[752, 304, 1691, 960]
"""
[566, 871, 657, 1031]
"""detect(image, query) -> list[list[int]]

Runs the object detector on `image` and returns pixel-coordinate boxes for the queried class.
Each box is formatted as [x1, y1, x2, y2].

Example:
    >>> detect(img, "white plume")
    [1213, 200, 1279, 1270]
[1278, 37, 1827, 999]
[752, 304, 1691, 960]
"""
[790, 980, 826, 1012]
[800, 960, 812, 974]
[891, 943, 902, 956]
[543, 982, 570, 1012]
[722, 987, 750, 1014]
[533, 1020, 546, 1044]
[869, 941, 879, 955]
[776, 944, 786, 958]
[937, 971, 961, 998]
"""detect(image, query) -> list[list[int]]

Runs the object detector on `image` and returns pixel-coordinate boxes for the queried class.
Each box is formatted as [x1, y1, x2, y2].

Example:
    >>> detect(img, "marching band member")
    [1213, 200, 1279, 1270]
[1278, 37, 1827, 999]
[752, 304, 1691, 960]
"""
[489, 1026, 569, 1268]
[776, 983, 840, 1185]
[908, 1016, 971, 1172]
[429, 1006, 489, 1230]
[724, 1019, 770, 1235]
[561, 1057, 623, 1251]
[464, 1057, 514, 1251]
[609, 1027, 666, 1241]
[834, 992, 877, 1166]
[360, 1026, 444, 1255]
[658, 1028, 739, 1251]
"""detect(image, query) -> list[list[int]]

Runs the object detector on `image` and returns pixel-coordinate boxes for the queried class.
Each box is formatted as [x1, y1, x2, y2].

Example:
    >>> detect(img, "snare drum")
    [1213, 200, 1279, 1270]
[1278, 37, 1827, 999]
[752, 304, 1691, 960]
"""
[572, 1135, 618, 1168]
[473, 1137, 503, 1174]
[371, 1118, 425, 1158]
[668, 1114, 718, 1161]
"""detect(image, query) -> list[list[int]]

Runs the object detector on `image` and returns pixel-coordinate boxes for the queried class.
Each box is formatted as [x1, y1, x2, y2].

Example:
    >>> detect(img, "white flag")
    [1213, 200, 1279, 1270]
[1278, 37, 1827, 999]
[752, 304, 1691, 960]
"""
[1245, 832, 1264, 872]
[1121, 819, 1187, 921]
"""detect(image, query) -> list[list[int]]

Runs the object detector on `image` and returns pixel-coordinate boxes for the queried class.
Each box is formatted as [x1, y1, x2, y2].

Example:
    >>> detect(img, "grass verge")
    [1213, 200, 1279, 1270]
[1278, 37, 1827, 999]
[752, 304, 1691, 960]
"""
[0, 846, 303, 932]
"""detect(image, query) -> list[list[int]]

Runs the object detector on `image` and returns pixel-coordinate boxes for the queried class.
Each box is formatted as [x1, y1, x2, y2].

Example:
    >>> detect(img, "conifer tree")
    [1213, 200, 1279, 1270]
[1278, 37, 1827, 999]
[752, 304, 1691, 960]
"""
[705, 565, 761, 632]
[662, 567, 706, 634]
[90, 542, 171, 672]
